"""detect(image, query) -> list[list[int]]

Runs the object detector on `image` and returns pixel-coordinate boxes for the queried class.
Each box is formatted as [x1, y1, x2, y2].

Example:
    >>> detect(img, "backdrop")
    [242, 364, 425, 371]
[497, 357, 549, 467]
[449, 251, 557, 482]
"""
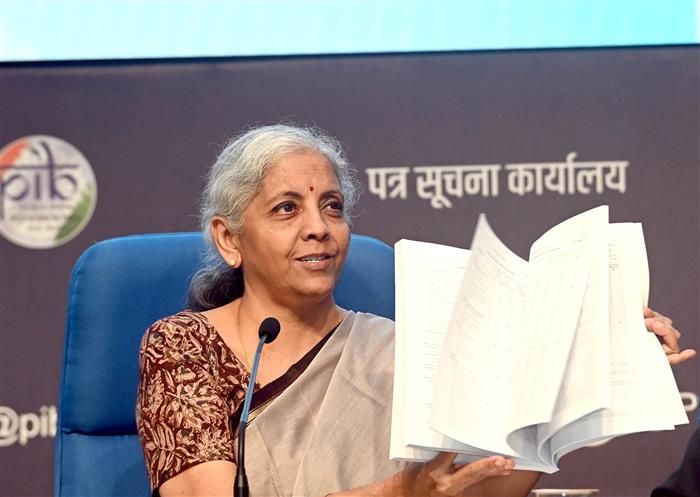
[1, 45, 698, 496]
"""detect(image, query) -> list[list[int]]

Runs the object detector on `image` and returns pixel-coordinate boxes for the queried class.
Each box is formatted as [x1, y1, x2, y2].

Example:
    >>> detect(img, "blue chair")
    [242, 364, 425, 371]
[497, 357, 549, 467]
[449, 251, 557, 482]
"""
[55, 232, 395, 497]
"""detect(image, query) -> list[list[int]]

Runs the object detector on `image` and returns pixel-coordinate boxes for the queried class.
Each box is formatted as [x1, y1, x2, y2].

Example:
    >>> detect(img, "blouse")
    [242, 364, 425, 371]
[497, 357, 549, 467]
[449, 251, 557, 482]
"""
[135, 311, 253, 493]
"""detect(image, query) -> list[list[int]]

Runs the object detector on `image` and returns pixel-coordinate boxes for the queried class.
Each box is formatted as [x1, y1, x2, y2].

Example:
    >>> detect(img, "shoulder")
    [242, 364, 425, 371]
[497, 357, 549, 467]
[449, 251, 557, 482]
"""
[142, 311, 213, 346]
[139, 311, 217, 367]
[347, 311, 395, 357]
[352, 311, 395, 328]
[352, 311, 395, 336]
[144, 310, 212, 341]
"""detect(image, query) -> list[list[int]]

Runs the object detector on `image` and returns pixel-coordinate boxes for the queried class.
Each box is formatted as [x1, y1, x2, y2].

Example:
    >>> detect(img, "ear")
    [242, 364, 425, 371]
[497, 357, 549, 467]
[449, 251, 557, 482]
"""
[211, 216, 242, 268]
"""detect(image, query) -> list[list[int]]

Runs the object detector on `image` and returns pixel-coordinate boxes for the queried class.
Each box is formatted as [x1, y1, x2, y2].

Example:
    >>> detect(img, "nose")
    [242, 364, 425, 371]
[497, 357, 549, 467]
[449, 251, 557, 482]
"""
[301, 206, 330, 241]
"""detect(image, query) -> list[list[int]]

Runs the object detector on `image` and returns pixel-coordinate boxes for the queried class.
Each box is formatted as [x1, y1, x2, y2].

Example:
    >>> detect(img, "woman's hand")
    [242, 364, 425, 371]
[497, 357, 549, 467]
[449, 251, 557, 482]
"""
[400, 453, 514, 496]
[645, 307, 696, 365]
[332, 452, 534, 497]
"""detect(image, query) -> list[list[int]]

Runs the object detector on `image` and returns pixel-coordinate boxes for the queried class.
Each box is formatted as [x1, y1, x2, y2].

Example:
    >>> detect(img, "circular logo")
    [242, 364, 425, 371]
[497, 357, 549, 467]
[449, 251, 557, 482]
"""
[0, 135, 97, 249]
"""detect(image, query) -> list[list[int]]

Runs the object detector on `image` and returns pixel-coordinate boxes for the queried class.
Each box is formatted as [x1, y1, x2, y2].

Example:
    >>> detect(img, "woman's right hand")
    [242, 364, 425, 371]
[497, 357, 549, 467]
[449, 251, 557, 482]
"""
[403, 452, 514, 496]
[398, 452, 515, 496]
[333, 452, 518, 497]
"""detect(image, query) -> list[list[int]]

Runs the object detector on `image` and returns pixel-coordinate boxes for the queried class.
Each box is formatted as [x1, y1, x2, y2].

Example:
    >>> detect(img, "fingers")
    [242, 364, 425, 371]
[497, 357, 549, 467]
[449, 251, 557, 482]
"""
[666, 349, 697, 366]
[430, 452, 458, 472]
[644, 306, 673, 327]
[453, 455, 514, 480]
[643, 306, 657, 319]
[644, 307, 696, 365]
[645, 315, 680, 350]
[427, 455, 514, 496]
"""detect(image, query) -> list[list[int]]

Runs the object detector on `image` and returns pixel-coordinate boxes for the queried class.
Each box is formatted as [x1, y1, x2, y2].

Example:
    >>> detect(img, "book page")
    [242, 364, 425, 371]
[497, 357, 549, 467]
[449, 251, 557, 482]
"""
[390, 240, 439, 461]
[545, 206, 611, 429]
[508, 206, 608, 437]
[548, 223, 687, 464]
[391, 239, 479, 460]
[528, 207, 612, 459]
[430, 215, 528, 456]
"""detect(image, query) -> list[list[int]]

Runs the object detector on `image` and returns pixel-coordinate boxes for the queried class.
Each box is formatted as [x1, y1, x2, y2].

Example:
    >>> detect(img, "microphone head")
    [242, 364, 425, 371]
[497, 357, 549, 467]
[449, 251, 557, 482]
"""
[258, 317, 281, 344]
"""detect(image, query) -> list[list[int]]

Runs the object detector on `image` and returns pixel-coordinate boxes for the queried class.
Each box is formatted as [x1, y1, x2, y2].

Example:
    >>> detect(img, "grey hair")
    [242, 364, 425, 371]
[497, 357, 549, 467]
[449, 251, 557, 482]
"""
[188, 124, 361, 311]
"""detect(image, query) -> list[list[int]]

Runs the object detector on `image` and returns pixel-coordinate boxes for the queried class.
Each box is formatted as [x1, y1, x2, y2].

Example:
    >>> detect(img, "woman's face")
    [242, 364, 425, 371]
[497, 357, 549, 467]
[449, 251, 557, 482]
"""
[235, 151, 350, 307]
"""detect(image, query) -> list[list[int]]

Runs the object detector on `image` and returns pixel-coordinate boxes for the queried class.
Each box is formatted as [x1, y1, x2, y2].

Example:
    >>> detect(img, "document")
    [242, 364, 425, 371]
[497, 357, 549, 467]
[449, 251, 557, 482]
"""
[391, 206, 687, 472]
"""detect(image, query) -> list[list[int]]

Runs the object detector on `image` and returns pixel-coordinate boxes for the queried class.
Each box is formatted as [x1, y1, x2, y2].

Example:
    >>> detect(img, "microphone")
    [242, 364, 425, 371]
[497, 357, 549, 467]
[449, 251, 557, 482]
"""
[258, 317, 281, 344]
[234, 317, 281, 497]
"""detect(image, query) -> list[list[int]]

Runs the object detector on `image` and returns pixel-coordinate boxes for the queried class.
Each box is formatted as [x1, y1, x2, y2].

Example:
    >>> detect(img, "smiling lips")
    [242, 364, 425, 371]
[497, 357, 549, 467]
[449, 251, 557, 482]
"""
[297, 253, 331, 263]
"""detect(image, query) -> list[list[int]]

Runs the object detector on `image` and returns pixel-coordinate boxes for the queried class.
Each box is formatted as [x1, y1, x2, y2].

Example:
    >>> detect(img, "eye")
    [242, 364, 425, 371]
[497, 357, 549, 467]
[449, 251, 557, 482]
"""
[325, 199, 344, 214]
[273, 202, 297, 214]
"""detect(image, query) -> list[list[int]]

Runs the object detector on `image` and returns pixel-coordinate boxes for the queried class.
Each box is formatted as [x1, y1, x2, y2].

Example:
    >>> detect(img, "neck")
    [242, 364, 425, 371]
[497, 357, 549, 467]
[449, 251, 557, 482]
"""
[235, 290, 343, 352]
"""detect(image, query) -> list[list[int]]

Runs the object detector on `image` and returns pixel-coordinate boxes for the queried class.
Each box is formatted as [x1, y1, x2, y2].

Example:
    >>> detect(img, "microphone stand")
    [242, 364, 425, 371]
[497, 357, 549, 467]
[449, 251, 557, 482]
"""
[234, 318, 280, 497]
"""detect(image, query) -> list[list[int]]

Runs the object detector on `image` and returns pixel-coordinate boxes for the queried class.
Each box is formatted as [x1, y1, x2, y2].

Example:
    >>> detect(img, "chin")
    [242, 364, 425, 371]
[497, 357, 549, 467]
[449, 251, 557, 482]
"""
[294, 281, 337, 302]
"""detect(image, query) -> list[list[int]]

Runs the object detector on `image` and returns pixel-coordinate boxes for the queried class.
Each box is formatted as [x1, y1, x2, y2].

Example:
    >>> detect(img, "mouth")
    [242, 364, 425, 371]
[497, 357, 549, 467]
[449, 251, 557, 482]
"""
[295, 252, 336, 270]
[297, 253, 332, 263]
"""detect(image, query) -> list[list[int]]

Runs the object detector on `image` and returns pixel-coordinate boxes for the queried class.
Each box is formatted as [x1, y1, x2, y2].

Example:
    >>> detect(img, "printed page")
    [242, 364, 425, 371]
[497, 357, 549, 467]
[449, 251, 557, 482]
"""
[390, 240, 480, 460]
[507, 206, 607, 437]
[430, 215, 529, 456]
[529, 207, 612, 458]
[390, 240, 438, 461]
[548, 223, 687, 464]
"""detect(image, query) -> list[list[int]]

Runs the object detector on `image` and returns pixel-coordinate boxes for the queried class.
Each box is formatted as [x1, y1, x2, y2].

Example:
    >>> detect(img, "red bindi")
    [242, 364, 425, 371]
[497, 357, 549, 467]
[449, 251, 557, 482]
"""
[309, 186, 314, 191]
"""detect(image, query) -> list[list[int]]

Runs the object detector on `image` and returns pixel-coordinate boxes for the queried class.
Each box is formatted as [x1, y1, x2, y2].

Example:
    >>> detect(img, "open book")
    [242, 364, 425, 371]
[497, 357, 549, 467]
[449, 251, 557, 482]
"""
[390, 205, 687, 473]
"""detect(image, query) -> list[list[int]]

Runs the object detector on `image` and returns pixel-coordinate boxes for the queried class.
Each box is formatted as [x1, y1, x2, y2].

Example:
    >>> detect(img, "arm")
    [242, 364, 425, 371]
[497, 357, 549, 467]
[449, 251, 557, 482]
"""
[159, 461, 236, 497]
[136, 315, 238, 496]
[333, 453, 539, 497]
[477, 469, 540, 497]
[159, 454, 537, 497]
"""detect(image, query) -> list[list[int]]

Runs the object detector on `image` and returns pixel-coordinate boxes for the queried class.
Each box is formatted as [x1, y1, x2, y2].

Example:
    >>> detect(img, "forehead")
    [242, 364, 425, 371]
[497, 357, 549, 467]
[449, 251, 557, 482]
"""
[261, 151, 339, 190]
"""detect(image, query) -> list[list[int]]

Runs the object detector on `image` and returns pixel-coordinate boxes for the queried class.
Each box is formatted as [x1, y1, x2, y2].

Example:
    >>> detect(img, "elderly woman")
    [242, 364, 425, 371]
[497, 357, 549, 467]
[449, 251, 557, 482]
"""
[136, 124, 694, 497]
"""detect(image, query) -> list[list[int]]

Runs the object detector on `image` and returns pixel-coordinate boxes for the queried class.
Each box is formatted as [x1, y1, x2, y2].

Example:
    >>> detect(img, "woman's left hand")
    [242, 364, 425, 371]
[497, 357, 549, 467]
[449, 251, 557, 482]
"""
[644, 307, 696, 365]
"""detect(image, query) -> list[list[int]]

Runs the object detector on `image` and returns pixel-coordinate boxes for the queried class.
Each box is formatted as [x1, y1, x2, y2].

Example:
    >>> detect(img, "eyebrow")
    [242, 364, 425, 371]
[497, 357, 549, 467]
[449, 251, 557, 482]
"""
[271, 191, 304, 202]
[319, 189, 344, 201]
[269, 189, 344, 203]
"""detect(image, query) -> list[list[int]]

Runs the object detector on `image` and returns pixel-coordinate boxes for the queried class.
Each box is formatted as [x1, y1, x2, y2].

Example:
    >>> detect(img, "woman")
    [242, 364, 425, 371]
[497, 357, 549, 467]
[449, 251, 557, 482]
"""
[136, 124, 694, 497]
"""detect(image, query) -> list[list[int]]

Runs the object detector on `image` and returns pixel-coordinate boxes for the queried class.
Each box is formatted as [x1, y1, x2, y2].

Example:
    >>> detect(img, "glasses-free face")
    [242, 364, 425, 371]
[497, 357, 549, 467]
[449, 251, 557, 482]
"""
[233, 151, 351, 307]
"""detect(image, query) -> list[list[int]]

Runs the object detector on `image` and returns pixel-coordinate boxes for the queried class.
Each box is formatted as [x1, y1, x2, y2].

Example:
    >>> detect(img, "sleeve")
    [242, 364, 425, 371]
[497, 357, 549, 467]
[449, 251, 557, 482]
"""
[135, 317, 236, 493]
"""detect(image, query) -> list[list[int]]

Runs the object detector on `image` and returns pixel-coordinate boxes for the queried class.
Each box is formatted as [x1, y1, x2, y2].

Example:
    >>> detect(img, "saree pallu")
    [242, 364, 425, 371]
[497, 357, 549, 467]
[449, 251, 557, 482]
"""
[244, 311, 405, 496]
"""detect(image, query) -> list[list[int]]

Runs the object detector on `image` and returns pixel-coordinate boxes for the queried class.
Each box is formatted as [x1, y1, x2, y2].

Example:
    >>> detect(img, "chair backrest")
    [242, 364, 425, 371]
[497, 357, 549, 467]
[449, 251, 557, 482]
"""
[55, 232, 395, 497]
